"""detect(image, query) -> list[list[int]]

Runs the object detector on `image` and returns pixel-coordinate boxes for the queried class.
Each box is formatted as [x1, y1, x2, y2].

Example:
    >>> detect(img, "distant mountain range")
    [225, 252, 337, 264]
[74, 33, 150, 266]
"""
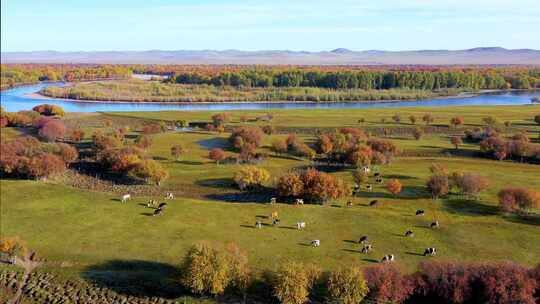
[2, 47, 540, 65]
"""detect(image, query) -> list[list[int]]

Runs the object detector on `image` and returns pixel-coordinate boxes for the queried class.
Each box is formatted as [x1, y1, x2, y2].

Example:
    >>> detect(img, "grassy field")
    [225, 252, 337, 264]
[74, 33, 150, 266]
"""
[1, 105, 540, 302]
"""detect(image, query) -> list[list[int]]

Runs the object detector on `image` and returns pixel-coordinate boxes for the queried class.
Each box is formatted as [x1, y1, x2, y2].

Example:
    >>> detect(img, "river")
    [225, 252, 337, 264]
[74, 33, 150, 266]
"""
[1, 82, 538, 112]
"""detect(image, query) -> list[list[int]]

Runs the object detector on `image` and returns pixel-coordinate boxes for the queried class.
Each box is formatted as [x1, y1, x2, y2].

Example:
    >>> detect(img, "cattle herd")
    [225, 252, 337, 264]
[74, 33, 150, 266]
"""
[119, 170, 439, 263]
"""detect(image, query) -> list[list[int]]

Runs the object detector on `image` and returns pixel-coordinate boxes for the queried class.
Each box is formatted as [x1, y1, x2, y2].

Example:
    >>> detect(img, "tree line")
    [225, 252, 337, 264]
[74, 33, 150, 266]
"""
[167, 68, 540, 90]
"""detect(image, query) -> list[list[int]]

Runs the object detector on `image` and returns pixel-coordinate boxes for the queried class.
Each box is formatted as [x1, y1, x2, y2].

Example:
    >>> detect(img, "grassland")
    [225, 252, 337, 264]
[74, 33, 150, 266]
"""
[39, 79, 465, 103]
[1, 104, 540, 302]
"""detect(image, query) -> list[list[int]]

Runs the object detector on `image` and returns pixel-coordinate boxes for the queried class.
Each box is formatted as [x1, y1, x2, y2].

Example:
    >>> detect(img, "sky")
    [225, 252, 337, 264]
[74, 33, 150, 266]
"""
[2, 0, 540, 52]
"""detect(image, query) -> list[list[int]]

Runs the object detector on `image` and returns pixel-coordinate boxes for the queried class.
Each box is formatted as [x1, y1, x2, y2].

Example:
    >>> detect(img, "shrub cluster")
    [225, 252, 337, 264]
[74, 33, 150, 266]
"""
[277, 168, 350, 203]
[0, 137, 77, 179]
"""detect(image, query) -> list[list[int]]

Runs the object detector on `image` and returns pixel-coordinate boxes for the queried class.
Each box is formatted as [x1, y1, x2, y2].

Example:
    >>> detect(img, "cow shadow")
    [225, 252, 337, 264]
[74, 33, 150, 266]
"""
[82, 260, 184, 298]
[503, 213, 540, 226]
[343, 249, 361, 253]
[140, 212, 154, 216]
[362, 258, 379, 263]
[279, 226, 297, 230]
[342, 240, 357, 244]
[405, 251, 424, 256]
[240, 224, 256, 229]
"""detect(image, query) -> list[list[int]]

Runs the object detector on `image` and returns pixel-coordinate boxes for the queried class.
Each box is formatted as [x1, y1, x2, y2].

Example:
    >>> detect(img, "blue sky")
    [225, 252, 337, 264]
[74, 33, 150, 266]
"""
[2, 0, 539, 52]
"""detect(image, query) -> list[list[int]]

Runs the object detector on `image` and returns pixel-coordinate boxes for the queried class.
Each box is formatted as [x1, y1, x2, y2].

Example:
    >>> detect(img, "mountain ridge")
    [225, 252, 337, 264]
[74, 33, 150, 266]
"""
[2, 47, 540, 65]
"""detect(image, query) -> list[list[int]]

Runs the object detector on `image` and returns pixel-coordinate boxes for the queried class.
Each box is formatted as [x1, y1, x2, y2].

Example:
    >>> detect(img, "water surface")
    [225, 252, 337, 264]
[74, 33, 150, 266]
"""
[1, 82, 538, 112]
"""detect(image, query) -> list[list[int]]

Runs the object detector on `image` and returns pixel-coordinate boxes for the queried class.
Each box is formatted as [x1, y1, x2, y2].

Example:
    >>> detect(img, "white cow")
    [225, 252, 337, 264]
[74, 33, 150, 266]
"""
[362, 166, 371, 173]
[269, 197, 277, 204]
[297, 222, 306, 230]
[165, 192, 174, 200]
[381, 254, 395, 263]
[296, 198, 304, 205]
[121, 194, 131, 203]
[311, 239, 320, 247]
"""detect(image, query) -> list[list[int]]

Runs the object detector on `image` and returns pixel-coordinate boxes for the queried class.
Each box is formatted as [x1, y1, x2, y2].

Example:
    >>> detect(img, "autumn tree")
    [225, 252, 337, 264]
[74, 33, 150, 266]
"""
[453, 173, 489, 199]
[363, 264, 413, 304]
[450, 116, 464, 128]
[451, 136, 463, 149]
[28, 153, 66, 179]
[212, 113, 231, 127]
[171, 144, 186, 161]
[408, 115, 417, 125]
[327, 266, 369, 304]
[427, 174, 449, 200]
[277, 172, 305, 198]
[270, 139, 288, 156]
[498, 187, 540, 214]
[208, 148, 226, 164]
[273, 261, 321, 304]
[32, 104, 65, 116]
[135, 135, 153, 150]
[234, 166, 270, 190]
[392, 114, 401, 123]
[386, 179, 402, 197]
[181, 242, 231, 296]
[130, 159, 169, 185]
[39, 120, 66, 142]
[422, 114, 434, 125]
[69, 128, 85, 142]
[0, 236, 27, 258]
[412, 127, 423, 140]
[56, 143, 79, 163]
[262, 125, 275, 135]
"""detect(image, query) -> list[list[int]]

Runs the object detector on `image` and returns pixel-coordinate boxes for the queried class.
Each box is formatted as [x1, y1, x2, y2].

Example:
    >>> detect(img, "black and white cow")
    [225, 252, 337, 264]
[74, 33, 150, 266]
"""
[361, 244, 372, 253]
[404, 230, 414, 237]
[369, 200, 378, 206]
[415, 209, 425, 216]
[424, 247, 437, 256]
[381, 254, 395, 263]
[359, 236, 368, 244]
[430, 221, 439, 228]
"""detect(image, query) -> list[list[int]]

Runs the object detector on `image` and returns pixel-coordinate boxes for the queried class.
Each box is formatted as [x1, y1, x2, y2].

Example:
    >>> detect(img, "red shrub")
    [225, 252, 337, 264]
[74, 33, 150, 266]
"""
[142, 123, 162, 135]
[230, 126, 264, 149]
[27, 153, 66, 179]
[473, 263, 537, 304]
[32, 116, 54, 129]
[498, 187, 540, 213]
[208, 148, 226, 164]
[38, 120, 66, 142]
[415, 261, 474, 303]
[56, 143, 79, 163]
[364, 264, 413, 303]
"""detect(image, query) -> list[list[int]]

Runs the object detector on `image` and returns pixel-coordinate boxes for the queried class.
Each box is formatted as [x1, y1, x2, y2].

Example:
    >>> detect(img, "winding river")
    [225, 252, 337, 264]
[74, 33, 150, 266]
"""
[1, 82, 538, 112]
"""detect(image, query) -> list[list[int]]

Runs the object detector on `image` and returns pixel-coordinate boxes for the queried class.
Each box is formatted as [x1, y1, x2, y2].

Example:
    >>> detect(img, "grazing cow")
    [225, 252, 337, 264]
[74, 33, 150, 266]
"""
[381, 254, 395, 263]
[374, 173, 380, 177]
[255, 221, 262, 229]
[431, 221, 440, 228]
[270, 197, 277, 205]
[346, 201, 353, 208]
[153, 208, 163, 216]
[376, 178, 383, 184]
[362, 166, 370, 173]
[366, 185, 373, 191]
[359, 236, 368, 244]
[297, 222, 306, 230]
[271, 211, 279, 220]
[272, 218, 280, 226]
[165, 192, 174, 200]
[405, 230, 414, 237]
[311, 240, 320, 247]
[146, 199, 157, 208]
[353, 184, 360, 191]
[424, 247, 437, 256]
[295, 198, 304, 205]
[361, 244, 372, 253]
[158, 202, 167, 209]
[416, 209, 425, 216]
[369, 200, 378, 206]
[121, 194, 131, 203]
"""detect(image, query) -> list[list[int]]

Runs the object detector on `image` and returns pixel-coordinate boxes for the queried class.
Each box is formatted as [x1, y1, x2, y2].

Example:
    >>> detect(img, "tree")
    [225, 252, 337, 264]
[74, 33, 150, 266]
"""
[28, 153, 66, 179]
[171, 144, 186, 161]
[534, 114, 540, 125]
[212, 113, 231, 127]
[427, 174, 449, 200]
[412, 127, 423, 140]
[277, 172, 305, 197]
[327, 267, 369, 304]
[300, 169, 350, 203]
[386, 179, 402, 197]
[181, 242, 231, 296]
[262, 125, 275, 135]
[234, 166, 270, 190]
[142, 123, 162, 135]
[230, 126, 264, 150]
[450, 116, 464, 128]
[364, 264, 413, 304]
[482, 116, 498, 126]
[56, 143, 79, 163]
[392, 114, 401, 123]
[0, 236, 27, 257]
[135, 135, 153, 150]
[453, 173, 489, 199]
[430, 163, 449, 176]
[273, 261, 321, 304]
[38, 120, 66, 142]
[69, 128, 85, 142]
[498, 187, 540, 214]
[208, 148, 226, 164]
[451, 136, 463, 149]
[270, 139, 288, 156]
[32, 104, 65, 116]
[408, 115, 417, 125]
[422, 114, 434, 125]
[317, 134, 334, 155]
[130, 159, 169, 185]
[225, 243, 251, 301]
